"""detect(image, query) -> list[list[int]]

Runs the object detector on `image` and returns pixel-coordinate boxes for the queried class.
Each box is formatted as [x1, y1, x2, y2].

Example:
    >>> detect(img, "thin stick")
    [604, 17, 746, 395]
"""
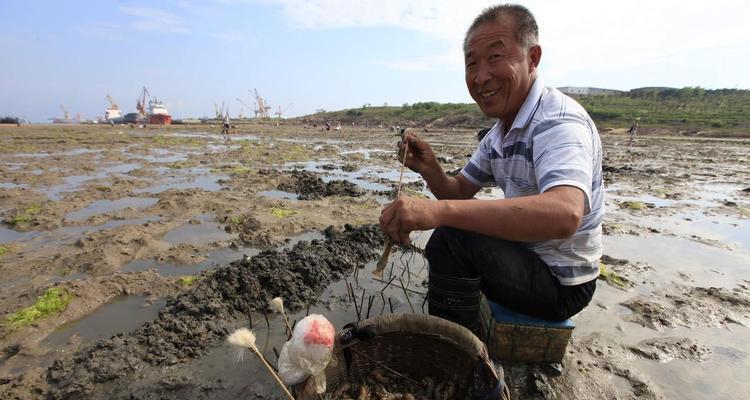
[380, 274, 398, 293]
[388, 297, 394, 314]
[399, 277, 416, 313]
[365, 295, 375, 319]
[374, 135, 410, 277]
[359, 288, 366, 321]
[348, 281, 360, 319]
[251, 280, 271, 329]
[395, 139, 410, 198]
[249, 346, 296, 400]
[380, 292, 387, 316]
[282, 314, 293, 339]
[373, 277, 426, 295]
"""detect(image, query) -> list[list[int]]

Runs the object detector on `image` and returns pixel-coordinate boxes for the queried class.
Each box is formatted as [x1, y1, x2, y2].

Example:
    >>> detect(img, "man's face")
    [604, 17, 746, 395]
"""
[464, 14, 540, 124]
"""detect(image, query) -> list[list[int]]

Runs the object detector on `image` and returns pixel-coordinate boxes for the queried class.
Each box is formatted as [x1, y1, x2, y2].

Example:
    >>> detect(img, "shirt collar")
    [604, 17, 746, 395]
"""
[501, 76, 545, 133]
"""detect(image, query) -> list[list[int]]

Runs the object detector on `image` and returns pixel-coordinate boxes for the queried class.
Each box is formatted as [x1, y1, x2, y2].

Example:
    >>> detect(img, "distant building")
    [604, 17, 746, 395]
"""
[557, 86, 623, 96]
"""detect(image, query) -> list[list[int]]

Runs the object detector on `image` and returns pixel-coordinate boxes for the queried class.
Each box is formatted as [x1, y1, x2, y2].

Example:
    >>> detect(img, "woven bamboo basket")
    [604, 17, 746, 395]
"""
[294, 313, 504, 399]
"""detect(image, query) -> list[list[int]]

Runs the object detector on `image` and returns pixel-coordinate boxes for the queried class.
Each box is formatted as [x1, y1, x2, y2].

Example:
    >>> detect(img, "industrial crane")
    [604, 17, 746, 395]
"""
[213, 101, 226, 119]
[60, 104, 70, 120]
[105, 94, 122, 121]
[252, 89, 271, 119]
[106, 94, 120, 110]
[275, 103, 293, 119]
[136, 87, 150, 117]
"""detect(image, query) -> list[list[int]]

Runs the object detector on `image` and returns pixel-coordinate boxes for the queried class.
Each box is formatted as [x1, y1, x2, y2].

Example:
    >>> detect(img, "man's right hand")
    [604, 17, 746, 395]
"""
[399, 130, 440, 175]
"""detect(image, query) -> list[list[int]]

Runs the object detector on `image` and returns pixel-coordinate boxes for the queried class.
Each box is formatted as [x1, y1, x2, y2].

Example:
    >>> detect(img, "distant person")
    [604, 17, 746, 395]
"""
[628, 117, 640, 146]
[380, 4, 603, 343]
[221, 114, 231, 136]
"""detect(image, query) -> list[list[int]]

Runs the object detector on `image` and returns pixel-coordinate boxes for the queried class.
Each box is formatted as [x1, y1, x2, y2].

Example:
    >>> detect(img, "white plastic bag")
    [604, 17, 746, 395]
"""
[277, 314, 335, 394]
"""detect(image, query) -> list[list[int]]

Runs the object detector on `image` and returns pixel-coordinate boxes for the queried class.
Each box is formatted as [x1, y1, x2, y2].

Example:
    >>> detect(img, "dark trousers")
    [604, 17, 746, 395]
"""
[425, 227, 596, 324]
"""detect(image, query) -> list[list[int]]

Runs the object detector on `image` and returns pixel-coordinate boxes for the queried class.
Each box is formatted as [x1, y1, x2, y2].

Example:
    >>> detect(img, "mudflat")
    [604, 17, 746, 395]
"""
[0, 123, 748, 399]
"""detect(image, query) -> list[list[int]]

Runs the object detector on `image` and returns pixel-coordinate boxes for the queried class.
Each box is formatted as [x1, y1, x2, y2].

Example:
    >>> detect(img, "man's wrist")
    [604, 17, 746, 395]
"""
[420, 161, 444, 182]
[433, 199, 452, 228]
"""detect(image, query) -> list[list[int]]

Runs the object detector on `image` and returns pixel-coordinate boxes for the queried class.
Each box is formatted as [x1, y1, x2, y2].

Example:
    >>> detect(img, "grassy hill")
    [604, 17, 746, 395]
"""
[300, 87, 750, 133]
[578, 87, 749, 130]
[300, 102, 494, 129]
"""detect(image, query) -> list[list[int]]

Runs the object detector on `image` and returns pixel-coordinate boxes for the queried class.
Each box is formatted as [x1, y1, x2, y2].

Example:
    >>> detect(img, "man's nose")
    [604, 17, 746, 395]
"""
[474, 61, 492, 86]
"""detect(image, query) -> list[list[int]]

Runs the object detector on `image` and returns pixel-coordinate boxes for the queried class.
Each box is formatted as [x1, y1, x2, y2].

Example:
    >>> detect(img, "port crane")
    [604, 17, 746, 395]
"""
[106, 94, 120, 111]
[275, 103, 293, 119]
[136, 87, 150, 117]
[105, 94, 122, 121]
[60, 104, 71, 120]
[252, 89, 271, 119]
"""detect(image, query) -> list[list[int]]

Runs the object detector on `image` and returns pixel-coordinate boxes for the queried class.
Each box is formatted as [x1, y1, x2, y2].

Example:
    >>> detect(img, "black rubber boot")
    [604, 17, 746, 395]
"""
[428, 271, 484, 340]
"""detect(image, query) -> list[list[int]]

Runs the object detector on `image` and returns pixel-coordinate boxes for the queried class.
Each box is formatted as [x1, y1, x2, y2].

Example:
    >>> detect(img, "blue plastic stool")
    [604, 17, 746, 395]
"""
[487, 301, 575, 329]
[485, 301, 574, 364]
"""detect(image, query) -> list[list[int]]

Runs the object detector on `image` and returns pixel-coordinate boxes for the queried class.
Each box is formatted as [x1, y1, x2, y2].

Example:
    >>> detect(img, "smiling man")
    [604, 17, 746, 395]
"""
[380, 4, 604, 339]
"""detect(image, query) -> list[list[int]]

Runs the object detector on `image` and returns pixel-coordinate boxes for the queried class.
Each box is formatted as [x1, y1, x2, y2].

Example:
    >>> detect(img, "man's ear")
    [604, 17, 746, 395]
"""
[528, 45, 542, 71]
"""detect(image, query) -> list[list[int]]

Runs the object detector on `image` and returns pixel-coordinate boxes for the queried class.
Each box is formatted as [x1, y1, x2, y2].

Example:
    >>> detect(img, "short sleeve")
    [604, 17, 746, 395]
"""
[533, 123, 594, 214]
[460, 134, 495, 187]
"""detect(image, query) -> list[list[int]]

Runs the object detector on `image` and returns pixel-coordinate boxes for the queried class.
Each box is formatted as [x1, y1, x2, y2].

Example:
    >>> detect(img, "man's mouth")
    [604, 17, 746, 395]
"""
[480, 89, 499, 99]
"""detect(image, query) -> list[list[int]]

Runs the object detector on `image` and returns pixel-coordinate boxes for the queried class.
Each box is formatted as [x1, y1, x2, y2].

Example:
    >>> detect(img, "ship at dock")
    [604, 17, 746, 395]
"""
[136, 86, 172, 125]
[104, 94, 122, 121]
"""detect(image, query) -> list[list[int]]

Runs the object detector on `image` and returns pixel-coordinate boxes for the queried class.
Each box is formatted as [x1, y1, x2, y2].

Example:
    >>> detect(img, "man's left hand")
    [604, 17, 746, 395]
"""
[379, 197, 441, 245]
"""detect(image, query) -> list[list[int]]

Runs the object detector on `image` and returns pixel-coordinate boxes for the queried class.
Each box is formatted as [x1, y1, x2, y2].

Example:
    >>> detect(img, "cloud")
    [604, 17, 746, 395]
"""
[265, 0, 483, 40]
[120, 6, 190, 34]
[261, 0, 750, 83]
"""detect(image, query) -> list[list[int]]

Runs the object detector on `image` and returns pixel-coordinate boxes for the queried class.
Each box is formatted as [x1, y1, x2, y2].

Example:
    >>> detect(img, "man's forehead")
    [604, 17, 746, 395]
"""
[466, 17, 517, 52]
[466, 29, 511, 57]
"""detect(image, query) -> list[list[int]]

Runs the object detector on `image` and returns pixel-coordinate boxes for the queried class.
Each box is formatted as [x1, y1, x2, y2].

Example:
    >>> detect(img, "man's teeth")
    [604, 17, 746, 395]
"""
[481, 90, 498, 98]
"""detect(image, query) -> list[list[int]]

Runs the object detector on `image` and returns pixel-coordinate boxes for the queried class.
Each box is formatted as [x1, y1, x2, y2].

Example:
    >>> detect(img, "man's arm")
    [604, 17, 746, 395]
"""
[399, 131, 481, 200]
[420, 164, 481, 200]
[380, 185, 585, 244]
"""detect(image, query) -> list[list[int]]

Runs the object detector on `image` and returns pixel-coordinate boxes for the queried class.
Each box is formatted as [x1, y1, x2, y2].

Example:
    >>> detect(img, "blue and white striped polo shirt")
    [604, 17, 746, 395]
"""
[461, 78, 604, 285]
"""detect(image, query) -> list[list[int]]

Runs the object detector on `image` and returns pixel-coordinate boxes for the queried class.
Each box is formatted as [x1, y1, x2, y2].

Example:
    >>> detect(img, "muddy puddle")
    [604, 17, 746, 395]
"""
[65, 197, 159, 221]
[42, 295, 167, 349]
[161, 214, 235, 245]
[122, 247, 260, 276]
[1, 125, 750, 399]
[129, 166, 228, 194]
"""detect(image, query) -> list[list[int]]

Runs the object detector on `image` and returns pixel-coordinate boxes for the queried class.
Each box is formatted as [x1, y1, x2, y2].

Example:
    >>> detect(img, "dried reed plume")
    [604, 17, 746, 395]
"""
[270, 297, 293, 338]
[227, 328, 296, 400]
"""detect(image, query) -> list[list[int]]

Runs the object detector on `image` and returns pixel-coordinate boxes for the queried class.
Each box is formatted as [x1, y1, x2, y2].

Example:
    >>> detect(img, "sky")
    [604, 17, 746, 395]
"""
[1, 0, 749, 122]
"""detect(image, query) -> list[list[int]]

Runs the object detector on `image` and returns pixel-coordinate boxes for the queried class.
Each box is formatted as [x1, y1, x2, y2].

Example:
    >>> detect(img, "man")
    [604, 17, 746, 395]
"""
[379, 4, 603, 339]
[222, 113, 231, 136]
[628, 117, 640, 146]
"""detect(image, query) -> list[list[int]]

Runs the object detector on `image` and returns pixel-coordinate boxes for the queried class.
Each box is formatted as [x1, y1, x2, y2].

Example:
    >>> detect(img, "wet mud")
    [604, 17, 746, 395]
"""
[277, 170, 364, 200]
[45, 224, 381, 399]
[1, 124, 749, 399]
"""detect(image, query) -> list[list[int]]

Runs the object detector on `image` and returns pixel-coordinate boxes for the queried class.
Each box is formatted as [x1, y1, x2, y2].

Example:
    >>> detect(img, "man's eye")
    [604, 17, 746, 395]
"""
[489, 54, 502, 61]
